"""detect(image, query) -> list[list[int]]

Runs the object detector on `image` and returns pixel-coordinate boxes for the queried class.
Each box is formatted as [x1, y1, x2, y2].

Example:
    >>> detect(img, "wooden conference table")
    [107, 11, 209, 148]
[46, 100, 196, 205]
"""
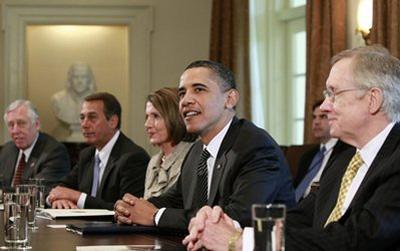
[0, 217, 185, 250]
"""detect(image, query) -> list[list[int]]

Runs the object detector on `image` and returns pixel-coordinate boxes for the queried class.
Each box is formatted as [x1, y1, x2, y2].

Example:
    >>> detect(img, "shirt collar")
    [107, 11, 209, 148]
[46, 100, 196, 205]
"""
[322, 138, 338, 153]
[95, 130, 120, 165]
[204, 118, 233, 159]
[359, 122, 395, 167]
[20, 132, 39, 161]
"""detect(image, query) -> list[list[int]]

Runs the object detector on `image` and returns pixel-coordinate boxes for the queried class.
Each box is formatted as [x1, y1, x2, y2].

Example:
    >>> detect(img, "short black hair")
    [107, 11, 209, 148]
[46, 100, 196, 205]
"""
[85, 92, 122, 129]
[185, 60, 236, 91]
[312, 99, 324, 111]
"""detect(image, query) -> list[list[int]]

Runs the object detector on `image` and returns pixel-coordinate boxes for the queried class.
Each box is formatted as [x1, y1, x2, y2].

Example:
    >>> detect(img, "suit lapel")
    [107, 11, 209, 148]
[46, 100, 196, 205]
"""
[24, 133, 44, 181]
[347, 123, 400, 210]
[208, 117, 240, 204]
[4, 146, 19, 186]
[316, 149, 354, 227]
[96, 134, 122, 196]
[186, 142, 203, 207]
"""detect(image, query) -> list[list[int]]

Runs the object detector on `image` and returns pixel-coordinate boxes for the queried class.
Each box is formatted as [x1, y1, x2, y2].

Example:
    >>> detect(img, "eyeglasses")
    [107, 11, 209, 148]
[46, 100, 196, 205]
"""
[322, 88, 365, 102]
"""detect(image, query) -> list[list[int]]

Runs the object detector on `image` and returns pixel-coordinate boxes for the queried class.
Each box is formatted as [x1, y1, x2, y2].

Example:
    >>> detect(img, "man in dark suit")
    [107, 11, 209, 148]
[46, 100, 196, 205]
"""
[183, 45, 400, 251]
[0, 100, 70, 187]
[114, 60, 295, 230]
[48, 92, 149, 210]
[293, 100, 352, 201]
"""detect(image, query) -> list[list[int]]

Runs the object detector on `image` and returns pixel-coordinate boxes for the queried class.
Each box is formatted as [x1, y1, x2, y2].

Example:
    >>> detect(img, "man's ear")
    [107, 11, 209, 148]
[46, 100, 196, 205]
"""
[368, 87, 383, 114]
[225, 89, 239, 109]
[108, 115, 119, 129]
[34, 119, 41, 131]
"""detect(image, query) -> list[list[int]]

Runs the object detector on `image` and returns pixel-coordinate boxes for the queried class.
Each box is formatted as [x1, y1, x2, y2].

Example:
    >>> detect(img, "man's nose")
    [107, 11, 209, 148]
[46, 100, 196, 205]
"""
[320, 98, 333, 112]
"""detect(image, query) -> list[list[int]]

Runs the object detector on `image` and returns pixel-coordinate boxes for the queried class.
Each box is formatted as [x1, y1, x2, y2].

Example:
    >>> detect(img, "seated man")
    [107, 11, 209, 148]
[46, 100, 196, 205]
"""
[183, 45, 400, 250]
[48, 92, 150, 210]
[293, 99, 352, 202]
[0, 100, 70, 187]
[114, 60, 295, 230]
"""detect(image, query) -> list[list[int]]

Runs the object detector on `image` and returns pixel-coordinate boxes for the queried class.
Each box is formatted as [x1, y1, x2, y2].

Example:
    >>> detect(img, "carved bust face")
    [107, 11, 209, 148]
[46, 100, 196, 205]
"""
[69, 64, 92, 96]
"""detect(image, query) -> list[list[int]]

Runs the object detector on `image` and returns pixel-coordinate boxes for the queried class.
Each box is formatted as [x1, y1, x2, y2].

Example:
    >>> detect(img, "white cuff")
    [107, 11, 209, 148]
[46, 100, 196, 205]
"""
[77, 193, 87, 209]
[154, 207, 166, 226]
[243, 227, 254, 251]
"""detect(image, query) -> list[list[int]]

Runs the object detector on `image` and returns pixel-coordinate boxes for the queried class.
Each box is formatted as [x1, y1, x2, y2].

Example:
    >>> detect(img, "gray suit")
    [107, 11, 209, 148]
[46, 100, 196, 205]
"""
[0, 132, 70, 187]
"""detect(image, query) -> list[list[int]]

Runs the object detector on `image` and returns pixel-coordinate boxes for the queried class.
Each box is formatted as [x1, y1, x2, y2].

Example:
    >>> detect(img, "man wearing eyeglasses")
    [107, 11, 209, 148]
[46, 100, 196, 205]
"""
[183, 45, 400, 251]
[293, 99, 352, 202]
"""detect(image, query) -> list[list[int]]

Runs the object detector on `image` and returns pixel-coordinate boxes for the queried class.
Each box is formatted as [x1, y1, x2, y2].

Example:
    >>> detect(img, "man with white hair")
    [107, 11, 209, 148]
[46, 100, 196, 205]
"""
[184, 45, 400, 250]
[0, 100, 70, 187]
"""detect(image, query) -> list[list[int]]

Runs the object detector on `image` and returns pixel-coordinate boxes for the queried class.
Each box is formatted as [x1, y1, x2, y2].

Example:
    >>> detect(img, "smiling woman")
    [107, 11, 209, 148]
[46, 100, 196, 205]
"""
[143, 88, 197, 199]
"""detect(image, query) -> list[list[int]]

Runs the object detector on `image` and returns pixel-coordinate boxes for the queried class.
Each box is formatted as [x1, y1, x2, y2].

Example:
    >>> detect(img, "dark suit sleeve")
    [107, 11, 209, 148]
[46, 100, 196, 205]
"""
[286, 160, 400, 251]
[35, 143, 70, 187]
[148, 174, 188, 229]
[221, 141, 294, 227]
[84, 149, 149, 210]
[58, 164, 80, 190]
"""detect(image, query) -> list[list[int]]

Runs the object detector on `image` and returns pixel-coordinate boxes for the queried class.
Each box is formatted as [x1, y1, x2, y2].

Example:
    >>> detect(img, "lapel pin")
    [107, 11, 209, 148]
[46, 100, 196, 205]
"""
[217, 164, 221, 169]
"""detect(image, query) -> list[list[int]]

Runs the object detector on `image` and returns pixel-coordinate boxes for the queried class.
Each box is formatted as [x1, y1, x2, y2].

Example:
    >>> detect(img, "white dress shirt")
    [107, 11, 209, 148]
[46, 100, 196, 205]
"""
[77, 130, 120, 208]
[303, 138, 338, 197]
[154, 119, 233, 225]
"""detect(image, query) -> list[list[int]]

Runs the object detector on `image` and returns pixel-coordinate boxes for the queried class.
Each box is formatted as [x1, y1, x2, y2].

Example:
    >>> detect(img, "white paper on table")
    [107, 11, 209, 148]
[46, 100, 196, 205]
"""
[37, 209, 114, 219]
[76, 244, 161, 251]
[46, 224, 67, 228]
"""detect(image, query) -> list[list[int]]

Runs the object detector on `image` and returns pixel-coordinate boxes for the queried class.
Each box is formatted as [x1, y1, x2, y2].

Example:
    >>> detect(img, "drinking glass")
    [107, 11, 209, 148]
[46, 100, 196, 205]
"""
[252, 204, 286, 251]
[28, 178, 46, 210]
[16, 184, 38, 230]
[2, 191, 31, 249]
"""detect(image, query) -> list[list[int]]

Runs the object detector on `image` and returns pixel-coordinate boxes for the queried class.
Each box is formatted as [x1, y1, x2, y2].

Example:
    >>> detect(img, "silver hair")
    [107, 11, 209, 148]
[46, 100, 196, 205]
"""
[3, 100, 39, 124]
[331, 45, 400, 122]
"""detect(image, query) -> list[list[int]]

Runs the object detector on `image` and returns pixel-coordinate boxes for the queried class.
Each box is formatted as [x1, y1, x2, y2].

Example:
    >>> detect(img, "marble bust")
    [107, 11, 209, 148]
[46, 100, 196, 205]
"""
[51, 62, 96, 141]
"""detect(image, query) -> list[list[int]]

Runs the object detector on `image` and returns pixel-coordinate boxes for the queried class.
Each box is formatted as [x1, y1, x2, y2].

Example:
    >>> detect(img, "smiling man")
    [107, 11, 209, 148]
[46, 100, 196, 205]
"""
[48, 92, 149, 210]
[183, 45, 400, 251]
[114, 60, 295, 230]
[293, 100, 352, 202]
[0, 100, 70, 187]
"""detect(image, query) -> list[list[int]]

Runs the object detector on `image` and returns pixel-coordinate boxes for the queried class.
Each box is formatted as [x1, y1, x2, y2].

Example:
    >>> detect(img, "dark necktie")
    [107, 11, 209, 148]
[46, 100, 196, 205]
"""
[295, 146, 326, 201]
[90, 154, 101, 197]
[196, 148, 211, 206]
[13, 152, 26, 186]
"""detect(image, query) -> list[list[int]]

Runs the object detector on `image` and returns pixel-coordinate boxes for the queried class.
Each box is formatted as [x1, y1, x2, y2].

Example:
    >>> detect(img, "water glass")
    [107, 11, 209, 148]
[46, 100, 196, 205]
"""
[16, 184, 38, 230]
[28, 178, 46, 210]
[252, 204, 286, 251]
[2, 192, 30, 249]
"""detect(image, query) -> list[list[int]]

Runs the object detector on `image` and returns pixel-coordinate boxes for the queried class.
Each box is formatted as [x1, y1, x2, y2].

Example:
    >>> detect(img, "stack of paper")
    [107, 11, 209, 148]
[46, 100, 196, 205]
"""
[37, 209, 114, 219]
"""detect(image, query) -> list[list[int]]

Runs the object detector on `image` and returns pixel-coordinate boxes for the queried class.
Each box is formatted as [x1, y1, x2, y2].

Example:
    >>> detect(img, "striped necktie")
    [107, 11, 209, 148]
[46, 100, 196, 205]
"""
[196, 148, 211, 206]
[325, 152, 363, 226]
[12, 152, 26, 186]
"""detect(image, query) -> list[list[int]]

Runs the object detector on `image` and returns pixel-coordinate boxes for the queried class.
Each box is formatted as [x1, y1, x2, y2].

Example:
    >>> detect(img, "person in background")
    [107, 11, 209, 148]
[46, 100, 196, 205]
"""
[48, 92, 150, 210]
[183, 45, 400, 251]
[114, 60, 295, 230]
[0, 100, 70, 187]
[143, 87, 196, 199]
[293, 99, 352, 202]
